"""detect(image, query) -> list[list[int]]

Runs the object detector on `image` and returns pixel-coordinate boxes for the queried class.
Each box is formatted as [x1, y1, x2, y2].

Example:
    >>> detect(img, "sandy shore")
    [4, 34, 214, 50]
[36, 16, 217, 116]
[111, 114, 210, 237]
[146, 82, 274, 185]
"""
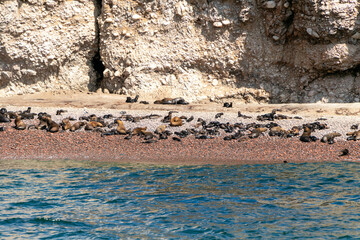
[0, 91, 360, 165]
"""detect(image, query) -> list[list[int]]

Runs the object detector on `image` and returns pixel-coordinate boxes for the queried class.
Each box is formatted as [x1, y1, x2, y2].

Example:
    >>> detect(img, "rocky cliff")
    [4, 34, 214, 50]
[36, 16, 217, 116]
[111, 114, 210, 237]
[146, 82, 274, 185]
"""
[1, 0, 360, 103]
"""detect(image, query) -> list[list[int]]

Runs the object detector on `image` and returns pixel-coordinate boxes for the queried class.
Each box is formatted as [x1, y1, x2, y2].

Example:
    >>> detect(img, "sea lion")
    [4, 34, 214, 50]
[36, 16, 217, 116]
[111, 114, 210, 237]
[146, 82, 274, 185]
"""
[172, 136, 181, 141]
[14, 116, 26, 130]
[300, 126, 317, 142]
[346, 130, 360, 141]
[116, 120, 127, 135]
[62, 119, 72, 131]
[154, 97, 189, 105]
[339, 149, 349, 156]
[249, 127, 267, 138]
[126, 95, 139, 103]
[56, 109, 68, 115]
[269, 126, 287, 137]
[70, 122, 85, 132]
[215, 113, 224, 119]
[257, 109, 278, 121]
[155, 125, 166, 134]
[237, 111, 252, 119]
[36, 115, 49, 130]
[321, 132, 341, 144]
[0, 108, 10, 123]
[132, 127, 147, 135]
[170, 117, 183, 127]
[45, 117, 60, 133]
[223, 102, 233, 108]
[139, 101, 149, 104]
[85, 121, 103, 131]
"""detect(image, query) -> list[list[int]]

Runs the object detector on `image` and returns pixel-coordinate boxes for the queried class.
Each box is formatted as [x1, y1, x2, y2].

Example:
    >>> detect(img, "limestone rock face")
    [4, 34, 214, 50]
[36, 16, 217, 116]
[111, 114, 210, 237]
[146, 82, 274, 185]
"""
[99, 0, 360, 103]
[0, 0, 98, 95]
[1, 0, 360, 103]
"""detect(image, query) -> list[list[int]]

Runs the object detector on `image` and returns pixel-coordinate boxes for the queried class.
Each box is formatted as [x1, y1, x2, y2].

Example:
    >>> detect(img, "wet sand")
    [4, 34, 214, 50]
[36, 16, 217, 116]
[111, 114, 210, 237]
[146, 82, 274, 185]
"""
[0, 91, 359, 165]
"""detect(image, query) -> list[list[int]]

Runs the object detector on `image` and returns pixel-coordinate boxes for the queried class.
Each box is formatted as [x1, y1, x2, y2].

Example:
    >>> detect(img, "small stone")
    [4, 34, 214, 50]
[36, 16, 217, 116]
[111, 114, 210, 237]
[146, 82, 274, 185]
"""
[213, 22, 223, 28]
[103, 89, 110, 94]
[105, 18, 114, 23]
[352, 32, 360, 39]
[264, 1, 276, 9]
[272, 35, 280, 41]
[284, 2, 289, 8]
[132, 14, 141, 20]
[112, 32, 119, 37]
[103, 69, 112, 78]
[212, 79, 219, 86]
[306, 28, 319, 38]
[222, 20, 231, 26]
[114, 71, 121, 77]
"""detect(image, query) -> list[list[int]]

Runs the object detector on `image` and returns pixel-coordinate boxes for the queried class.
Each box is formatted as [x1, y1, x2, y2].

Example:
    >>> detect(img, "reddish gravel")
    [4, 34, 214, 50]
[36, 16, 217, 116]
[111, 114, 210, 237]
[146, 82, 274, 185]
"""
[0, 125, 358, 165]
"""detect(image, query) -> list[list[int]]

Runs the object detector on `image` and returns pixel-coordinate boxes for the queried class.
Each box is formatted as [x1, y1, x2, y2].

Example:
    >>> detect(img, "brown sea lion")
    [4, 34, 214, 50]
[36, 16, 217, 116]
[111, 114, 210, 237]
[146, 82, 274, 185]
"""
[14, 116, 26, 130]
[249, 127, 267, 138]
[170, 117, 183, 127]
[269, 126, 287, 137]
[62, 119, 72, 131]
[132, 127, 147, 135]
[155, 125, 166, 134]
[321, 132, 341, 144]
[45, 117, 60, 133]
[70, 122, 85, 132]
[116, 120, 127, 135]
[36, 115, 48, 130]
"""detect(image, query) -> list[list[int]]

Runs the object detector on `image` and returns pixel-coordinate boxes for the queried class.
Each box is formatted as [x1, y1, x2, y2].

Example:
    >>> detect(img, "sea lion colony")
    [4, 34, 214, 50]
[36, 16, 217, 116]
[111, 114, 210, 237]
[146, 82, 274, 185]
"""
[0, 100, 356, 147]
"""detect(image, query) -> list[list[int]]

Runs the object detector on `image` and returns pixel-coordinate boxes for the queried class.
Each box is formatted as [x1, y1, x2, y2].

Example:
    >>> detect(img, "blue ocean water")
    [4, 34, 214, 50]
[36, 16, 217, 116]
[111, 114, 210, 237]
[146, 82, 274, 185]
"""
[0, 160, 359, 239]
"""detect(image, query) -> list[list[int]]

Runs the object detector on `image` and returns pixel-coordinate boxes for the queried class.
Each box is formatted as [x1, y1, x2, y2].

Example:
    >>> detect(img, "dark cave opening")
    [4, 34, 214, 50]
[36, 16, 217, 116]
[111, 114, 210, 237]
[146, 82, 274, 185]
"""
[92, 0, 105, 90]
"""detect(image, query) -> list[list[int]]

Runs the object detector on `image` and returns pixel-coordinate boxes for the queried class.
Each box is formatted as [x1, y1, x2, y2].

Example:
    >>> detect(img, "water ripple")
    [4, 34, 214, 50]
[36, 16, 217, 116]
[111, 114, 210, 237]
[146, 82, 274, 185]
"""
[0, 160, 359, 238]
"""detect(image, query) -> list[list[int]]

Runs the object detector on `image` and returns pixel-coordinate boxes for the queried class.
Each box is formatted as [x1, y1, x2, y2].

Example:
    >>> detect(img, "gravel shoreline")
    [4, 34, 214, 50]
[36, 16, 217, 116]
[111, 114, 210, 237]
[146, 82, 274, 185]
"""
[0, 105, 359, 165]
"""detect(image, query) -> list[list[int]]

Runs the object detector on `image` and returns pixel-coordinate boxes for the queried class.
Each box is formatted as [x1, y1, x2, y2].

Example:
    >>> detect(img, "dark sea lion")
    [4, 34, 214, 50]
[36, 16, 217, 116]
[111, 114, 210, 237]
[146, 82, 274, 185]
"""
[215, 113, 224, 119]
[300, 126, 317, 142]
[237, 111, 252, 119]
[154, 97, 188, 105]
[139, 101, 149, 104]
[20, 112, 36, 119]
[186, 116, 194, 122]
[172, 136, 181, 141]
[170, 117, 183, 127]
[14, 116, 26, 130]
[257, 109, 278, 121]
[0, 108, 10, 123]
[223, 102, 233, 108]
[346, 130, 360, 141]
[56, 109, 68, 115]
[339, 149, 349, 156]
[22, 107, 31, 114]
[126, 95, 139, 103]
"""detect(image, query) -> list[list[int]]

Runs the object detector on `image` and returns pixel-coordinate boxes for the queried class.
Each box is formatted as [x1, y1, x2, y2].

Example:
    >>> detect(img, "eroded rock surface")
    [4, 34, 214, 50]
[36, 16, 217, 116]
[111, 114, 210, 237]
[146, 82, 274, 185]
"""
[0, 0, 99, 95]
[98, 0, 360, 103]
[1, 0, 360, 103]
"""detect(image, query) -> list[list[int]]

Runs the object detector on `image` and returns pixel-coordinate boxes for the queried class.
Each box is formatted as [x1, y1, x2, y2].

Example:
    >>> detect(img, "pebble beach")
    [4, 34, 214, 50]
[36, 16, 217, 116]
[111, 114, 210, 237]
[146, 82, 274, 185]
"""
[1, 94, 360, 165]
